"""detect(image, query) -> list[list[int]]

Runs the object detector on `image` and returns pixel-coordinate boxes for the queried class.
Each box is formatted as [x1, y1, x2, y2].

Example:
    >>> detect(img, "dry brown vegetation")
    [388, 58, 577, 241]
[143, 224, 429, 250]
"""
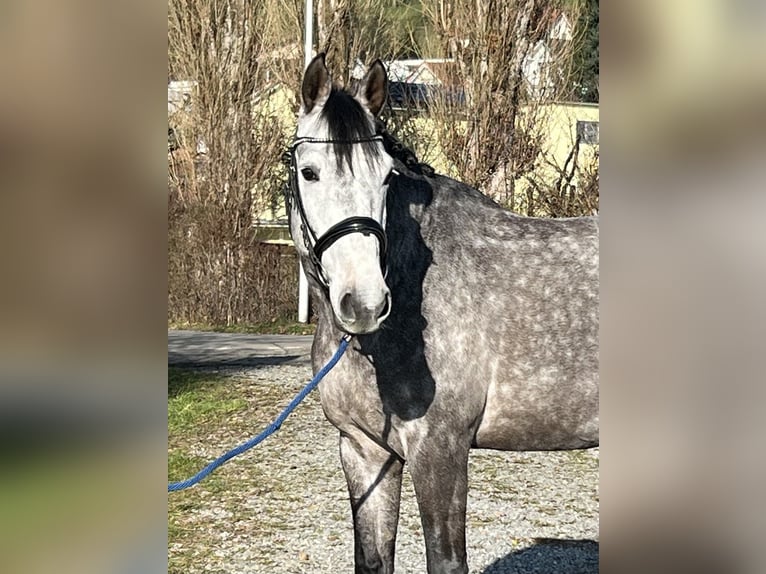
[168, 0, 304, 326]
[167, 0, 598, 327]
[422, 0, 597, 215]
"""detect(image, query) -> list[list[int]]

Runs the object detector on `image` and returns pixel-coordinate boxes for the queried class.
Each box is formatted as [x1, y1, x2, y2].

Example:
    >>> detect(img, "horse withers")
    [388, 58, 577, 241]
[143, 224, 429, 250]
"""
[284, 53, 599, 574]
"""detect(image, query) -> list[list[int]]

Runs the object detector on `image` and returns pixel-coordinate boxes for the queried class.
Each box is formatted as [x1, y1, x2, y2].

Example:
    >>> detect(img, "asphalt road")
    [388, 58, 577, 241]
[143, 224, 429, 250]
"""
[168, 330, 314, 368]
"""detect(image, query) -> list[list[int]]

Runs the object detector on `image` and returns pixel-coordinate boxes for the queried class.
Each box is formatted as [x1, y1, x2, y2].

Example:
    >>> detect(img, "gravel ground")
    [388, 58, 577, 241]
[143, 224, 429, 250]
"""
[169, 363, 599, 574]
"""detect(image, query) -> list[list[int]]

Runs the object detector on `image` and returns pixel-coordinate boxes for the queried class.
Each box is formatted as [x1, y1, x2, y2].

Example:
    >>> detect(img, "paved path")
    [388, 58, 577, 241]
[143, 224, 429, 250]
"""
[168, 330, 314, 368]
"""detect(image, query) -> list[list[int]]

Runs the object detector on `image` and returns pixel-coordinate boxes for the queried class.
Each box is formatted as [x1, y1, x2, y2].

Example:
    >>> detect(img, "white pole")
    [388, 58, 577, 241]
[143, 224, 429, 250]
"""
[298, 0, 313, 323]
[298, 260, 309, 323]
[303, 0, 313, 70]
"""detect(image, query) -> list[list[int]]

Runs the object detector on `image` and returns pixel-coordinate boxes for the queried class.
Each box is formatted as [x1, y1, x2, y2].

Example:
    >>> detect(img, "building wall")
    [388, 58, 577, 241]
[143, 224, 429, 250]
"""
[540, 101, 599, 169]
[529, 101, 600, 193]
[404, 101, 600, 192]
[251, 91, 599, 243]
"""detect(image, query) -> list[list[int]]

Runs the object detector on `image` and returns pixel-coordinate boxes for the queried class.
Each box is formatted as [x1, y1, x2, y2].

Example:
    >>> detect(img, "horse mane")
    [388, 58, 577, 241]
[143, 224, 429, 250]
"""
[321, 88, 380, 173]
[319, 86, 435, 178]
[374, 120, 435, 178]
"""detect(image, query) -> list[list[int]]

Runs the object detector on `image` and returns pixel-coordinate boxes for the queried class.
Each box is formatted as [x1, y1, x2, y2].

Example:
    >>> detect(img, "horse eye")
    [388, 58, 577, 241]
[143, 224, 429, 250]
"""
[301, 167, 318, 182]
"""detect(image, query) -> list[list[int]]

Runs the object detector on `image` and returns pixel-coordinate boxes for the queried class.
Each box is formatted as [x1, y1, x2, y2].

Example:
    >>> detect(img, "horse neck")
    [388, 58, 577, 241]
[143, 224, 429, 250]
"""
[377, 123, 435, 179]
[383, 168, 433, 292]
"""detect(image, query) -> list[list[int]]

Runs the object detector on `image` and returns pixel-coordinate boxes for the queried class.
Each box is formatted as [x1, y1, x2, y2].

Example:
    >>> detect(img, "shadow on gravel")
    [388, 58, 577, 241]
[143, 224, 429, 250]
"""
[481, 538, 598, 574]
[167, 355, 305, 369]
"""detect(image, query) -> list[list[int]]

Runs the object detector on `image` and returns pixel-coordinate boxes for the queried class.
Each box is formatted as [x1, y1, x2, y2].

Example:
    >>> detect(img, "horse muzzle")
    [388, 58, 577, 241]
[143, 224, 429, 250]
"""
[333, 284, 391, 334]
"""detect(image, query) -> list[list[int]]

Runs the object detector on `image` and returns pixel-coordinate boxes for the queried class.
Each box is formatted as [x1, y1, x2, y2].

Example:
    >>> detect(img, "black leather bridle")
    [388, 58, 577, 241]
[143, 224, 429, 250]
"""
[282, 136, 395, 290]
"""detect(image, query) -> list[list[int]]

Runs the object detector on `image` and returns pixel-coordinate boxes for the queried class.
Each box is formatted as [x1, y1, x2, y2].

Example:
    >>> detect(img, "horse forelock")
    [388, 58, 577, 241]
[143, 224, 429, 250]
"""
[320, 88, 380, 174]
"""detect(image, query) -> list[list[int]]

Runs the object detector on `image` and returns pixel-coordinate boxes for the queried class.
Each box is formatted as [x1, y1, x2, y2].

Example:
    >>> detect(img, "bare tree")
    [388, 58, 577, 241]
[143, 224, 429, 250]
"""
[166, 0, 598, 327]
[167, 0, 303, 326]
[316, 0, 425, 83]
[527, 136, 599, 217]
[421, 0, 596, 216]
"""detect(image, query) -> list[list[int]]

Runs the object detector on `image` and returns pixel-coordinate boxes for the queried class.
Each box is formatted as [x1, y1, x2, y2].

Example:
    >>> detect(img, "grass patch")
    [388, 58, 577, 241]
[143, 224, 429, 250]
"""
[168, 368, 250, 494]
[168, 368, 288, 572]
[169, 318, 316, 335]
[169, 391, 247, 435]
[168, 368, 249, 569]
[168, 367, 227, 396]
[168, 369, 248, 435]
[167, 367, 337, 572]
[168, 451, 210, 484]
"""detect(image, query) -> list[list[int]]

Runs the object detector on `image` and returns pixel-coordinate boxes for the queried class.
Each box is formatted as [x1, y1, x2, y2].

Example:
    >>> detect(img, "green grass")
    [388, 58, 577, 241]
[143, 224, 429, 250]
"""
[168, 368, 248, 567]
[168, 367, 226, 396]
[167, 368, 248, 496]
[168, 368, 249, 439]
[167, 367, 299, 571]
[168, 450, 213, 484]
[169, 388, 247, 435]
[168, 368, 252, 436]
[168, 317, 316, 335]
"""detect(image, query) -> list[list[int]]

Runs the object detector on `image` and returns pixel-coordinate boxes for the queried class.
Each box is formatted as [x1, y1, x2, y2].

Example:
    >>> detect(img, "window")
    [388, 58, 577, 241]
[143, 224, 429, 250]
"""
[577, 120, 599, 145]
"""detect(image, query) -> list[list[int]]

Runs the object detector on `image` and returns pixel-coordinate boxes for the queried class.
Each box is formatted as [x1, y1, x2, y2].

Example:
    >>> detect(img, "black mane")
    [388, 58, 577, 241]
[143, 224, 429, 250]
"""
[321, 88, 380, 173]
[374, 120, 435, 178]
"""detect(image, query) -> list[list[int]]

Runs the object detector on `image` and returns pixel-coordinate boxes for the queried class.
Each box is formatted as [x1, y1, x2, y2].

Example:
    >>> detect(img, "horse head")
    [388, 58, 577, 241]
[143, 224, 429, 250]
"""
[287, 54, 394, 334]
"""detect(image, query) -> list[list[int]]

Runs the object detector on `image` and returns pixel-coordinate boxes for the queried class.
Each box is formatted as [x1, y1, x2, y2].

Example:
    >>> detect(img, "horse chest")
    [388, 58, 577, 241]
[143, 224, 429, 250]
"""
[316, 349, 480, 457]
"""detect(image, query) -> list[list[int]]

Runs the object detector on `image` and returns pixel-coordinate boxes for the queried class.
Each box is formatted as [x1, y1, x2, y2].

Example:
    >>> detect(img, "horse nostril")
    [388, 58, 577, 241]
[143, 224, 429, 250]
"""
[339, 291, 356, 321]
[338, 289, 390, 329]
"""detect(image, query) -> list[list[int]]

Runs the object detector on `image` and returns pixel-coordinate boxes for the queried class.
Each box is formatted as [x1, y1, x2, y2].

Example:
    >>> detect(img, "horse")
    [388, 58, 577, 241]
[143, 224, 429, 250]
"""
[282, 53, 599, 574]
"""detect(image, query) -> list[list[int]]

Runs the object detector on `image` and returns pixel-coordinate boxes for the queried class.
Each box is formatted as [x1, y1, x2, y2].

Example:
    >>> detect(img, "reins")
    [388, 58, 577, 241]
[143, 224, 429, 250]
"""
[168, 335, 351, 492]
[169, 128, 433, 493]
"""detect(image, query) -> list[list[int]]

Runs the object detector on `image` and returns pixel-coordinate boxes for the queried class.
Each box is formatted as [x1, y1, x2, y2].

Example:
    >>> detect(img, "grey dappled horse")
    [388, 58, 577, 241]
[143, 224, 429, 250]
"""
[283, 54, 599, 574]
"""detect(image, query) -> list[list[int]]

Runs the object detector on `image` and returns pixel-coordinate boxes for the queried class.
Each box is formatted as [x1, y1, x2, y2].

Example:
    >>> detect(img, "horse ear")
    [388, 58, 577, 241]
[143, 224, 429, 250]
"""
[302, 53, 332, 114]
[359, 59, 387, 117]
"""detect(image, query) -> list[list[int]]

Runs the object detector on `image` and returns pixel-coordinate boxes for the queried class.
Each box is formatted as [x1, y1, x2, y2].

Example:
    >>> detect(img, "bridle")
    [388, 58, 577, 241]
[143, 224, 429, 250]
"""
[282, 135, 395, 290]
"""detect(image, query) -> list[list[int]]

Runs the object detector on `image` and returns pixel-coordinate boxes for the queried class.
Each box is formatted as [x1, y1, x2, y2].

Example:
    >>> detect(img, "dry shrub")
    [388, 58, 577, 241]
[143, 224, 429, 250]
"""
[168, 196, 297, 326]
[168, 0, 303, 327]
[528, 138, 599, 217]
[421, 0, 598, 217]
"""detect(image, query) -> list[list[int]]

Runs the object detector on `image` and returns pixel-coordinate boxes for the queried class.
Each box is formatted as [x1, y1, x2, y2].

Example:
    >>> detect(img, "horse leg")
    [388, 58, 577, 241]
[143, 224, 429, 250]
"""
[409, 443, 470, 574]
[340, 431, 404, 574]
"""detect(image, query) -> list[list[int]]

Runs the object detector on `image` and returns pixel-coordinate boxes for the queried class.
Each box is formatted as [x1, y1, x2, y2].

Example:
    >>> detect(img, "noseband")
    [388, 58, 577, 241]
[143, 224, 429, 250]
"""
[282, 136, 394, 289]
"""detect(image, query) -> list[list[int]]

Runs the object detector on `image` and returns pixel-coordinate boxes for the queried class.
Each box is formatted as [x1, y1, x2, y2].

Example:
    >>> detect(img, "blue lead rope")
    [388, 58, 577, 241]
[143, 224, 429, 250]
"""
[168, 335, 350, 492]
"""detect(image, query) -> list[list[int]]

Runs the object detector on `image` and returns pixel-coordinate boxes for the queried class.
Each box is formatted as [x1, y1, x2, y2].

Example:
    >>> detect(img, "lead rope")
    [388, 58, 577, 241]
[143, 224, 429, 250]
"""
[168, 335, 351, 492]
